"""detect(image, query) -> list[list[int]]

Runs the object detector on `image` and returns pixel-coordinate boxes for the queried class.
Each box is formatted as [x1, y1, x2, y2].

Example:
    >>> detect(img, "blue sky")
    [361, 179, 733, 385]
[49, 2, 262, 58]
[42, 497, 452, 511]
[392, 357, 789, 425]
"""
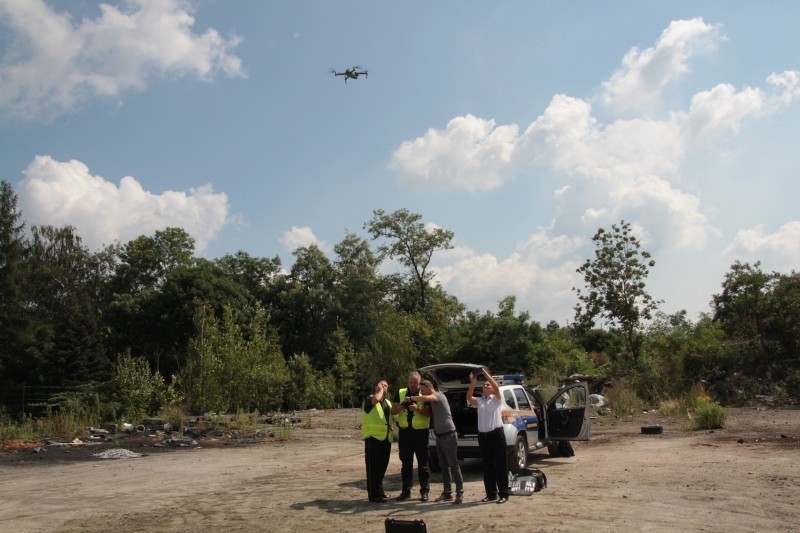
[1, 0, 799, 325]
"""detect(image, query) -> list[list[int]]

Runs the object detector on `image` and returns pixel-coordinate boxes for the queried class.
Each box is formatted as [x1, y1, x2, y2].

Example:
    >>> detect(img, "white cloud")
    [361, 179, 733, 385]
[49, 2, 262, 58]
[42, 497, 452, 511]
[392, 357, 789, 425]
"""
[0, 0, 245, 122]
[389, 17, 799, 321]
[16, 155, 229, 252]
[523, 94, 685, 180]
[280, 226, 323, 252]
[434, 228, 584, 322]
[390, 114, 520, 192]
[601, 17, 723, 115]
[766, 70, 800, 109]
[724, 222, 800, 271]
[685, 83, 765, 136]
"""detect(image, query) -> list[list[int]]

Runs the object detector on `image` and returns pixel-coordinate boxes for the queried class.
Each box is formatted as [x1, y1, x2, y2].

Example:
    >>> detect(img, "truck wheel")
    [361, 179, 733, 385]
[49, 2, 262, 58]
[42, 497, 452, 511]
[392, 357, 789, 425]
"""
[428, 448, 441, 472]
[506, 435, 527, 474]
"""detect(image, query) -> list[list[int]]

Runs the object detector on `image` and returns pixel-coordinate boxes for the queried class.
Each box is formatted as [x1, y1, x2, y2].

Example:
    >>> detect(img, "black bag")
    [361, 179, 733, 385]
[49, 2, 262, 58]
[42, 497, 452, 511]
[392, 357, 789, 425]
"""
[509, 467, 547, 496]
[385, 518, 427, 532]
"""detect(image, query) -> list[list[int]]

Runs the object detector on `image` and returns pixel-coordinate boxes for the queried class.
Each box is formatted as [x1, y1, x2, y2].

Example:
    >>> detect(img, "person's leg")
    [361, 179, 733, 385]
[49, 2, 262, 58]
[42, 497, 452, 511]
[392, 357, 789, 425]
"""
[489, 429, 510, 499]
[435, 441, 452, 498]
[412, 429, 430, 495]
[397, 430, 413, 496]
[478, 432, 497, 498]
[438, 434, 462, 502]
[364, 439, 380, 500]
[376, 439, 391, 497]
[441, 434, 464, 502]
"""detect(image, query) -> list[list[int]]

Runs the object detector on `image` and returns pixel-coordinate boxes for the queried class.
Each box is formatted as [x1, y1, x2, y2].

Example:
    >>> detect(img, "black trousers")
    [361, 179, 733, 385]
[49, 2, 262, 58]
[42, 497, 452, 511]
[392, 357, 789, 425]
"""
[478, 427, 510, 498]
[398, 427, 430, 494]
[364, 437, 391, 500]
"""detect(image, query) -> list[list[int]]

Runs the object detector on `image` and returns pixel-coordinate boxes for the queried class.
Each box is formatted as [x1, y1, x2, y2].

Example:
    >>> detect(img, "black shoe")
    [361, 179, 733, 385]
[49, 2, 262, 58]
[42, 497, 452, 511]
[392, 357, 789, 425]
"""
[420, 493, 429, 502]
[496, 497, 508, 504]
[481, 496, 498, 502]
[370, 497, 388, 503]
[396, 492, 411, 501]
[453, 492, 463, 504]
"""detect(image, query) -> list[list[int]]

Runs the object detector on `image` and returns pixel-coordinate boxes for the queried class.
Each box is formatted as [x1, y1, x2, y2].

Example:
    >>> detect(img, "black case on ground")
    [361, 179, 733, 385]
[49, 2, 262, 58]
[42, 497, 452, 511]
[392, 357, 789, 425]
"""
[385, 518, 427, 533]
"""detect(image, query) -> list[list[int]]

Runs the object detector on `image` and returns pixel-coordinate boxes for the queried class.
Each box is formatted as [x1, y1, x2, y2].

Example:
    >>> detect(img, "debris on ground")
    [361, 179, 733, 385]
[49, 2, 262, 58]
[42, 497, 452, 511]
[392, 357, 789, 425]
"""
[92, 449, 142, 459]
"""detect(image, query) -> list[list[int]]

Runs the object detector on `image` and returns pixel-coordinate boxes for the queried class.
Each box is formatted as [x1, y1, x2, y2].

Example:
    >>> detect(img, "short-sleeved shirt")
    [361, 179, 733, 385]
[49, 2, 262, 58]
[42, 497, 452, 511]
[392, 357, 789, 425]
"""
[429, 390, 456, 435]
[477, 394, 504, 433]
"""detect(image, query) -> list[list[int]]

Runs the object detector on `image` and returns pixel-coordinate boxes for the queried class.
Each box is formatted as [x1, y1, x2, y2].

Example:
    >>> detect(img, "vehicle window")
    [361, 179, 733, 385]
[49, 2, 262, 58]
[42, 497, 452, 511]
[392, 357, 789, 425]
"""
[503, 389, 515, 408]
[553, 387, 585, 408]
[513, 388, 531, 410]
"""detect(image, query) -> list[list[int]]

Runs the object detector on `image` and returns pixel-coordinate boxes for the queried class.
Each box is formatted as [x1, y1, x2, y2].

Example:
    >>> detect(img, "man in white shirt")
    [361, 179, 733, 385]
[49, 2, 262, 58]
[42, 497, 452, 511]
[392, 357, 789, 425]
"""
[467, 367, 510, 503]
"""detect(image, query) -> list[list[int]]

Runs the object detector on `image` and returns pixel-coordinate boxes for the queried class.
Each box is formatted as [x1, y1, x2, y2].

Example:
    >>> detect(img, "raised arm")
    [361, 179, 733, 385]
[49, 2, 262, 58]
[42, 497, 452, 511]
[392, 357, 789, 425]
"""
[482, 367, 501, 395]
[466, 372, 479, 407]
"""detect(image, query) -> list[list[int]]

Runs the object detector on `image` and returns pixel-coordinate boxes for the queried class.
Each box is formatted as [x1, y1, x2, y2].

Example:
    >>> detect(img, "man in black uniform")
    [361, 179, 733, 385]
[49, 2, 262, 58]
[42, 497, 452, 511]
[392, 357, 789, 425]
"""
[392, 371, 432, 502]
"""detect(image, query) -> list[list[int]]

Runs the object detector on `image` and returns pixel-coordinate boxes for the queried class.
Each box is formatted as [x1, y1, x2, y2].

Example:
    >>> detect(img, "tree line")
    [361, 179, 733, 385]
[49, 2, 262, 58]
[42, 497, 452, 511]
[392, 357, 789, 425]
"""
[0, 180, 798, 423]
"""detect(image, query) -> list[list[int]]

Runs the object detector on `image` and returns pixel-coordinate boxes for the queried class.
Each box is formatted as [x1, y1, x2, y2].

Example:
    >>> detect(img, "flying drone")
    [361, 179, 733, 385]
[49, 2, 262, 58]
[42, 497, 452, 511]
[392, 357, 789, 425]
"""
[330, 66, 368, 82]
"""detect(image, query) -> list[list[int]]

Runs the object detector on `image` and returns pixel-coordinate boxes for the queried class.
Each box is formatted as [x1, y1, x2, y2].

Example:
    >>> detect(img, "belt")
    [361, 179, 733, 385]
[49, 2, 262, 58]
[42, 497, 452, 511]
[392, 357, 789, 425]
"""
[434, 430, 456, 438]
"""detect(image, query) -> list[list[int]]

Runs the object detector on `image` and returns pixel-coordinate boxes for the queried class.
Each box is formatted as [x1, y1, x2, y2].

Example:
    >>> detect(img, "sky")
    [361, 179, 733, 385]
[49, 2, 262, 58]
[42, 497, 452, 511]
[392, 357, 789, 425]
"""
[1, 0, 799, 326]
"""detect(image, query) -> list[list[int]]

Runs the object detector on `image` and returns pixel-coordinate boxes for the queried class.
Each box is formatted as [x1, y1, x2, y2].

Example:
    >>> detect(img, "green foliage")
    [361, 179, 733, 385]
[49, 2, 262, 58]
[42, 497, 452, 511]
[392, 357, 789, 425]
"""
[657, 399, 686, 417]
[786, 370, 800, 402]
[329, 327, 358, 407]
[529, 327, 599, 381]
[0, 180, 28, 382]
[573, 220, 661, 361]
[286, 353, 335, 410]
[4, 194, 800, 421]
[691, 395, 727, 430]
[182, 303, 289, 414]
[604, 383, 644, 417]
[0, 385, 105, 440]
[365, 208, 454, 311]
[112, 351, 178, 421]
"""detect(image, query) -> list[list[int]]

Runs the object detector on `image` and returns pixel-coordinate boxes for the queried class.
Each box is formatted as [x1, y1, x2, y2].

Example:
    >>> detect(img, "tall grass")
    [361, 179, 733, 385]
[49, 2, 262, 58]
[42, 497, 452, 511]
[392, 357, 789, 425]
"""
[0, 407, 96, 441]
[605, 384, 644, 417]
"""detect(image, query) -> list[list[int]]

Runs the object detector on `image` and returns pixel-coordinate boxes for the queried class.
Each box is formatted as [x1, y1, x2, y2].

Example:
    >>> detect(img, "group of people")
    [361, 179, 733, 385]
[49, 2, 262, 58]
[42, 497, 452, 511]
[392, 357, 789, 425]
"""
[361, 368, 511, 504]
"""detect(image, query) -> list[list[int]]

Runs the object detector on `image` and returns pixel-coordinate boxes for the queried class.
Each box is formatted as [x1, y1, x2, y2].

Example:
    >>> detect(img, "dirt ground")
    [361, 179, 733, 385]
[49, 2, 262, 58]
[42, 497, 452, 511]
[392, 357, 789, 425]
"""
[0, 406, 798, 533]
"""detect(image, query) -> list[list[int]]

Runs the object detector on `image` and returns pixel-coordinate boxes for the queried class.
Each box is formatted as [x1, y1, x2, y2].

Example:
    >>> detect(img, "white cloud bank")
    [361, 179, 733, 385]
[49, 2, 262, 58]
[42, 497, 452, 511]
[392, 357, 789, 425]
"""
[17, 155, 229, 252]
[0, 0, 245, 122]
[724, 222, 800, 273]
[391, 17, 800, 321]
[280, 226, 323, 252]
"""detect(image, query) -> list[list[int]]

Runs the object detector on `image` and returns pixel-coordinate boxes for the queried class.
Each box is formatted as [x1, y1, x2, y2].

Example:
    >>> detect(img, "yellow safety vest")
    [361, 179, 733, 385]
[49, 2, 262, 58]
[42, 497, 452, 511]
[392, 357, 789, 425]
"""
[396, 388, 431, 430]
[362, 398, 394, 441]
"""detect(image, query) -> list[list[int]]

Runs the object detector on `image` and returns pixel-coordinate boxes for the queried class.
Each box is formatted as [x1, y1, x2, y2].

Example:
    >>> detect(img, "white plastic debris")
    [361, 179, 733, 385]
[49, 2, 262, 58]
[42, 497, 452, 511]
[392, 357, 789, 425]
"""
[92, 449, 142, 459]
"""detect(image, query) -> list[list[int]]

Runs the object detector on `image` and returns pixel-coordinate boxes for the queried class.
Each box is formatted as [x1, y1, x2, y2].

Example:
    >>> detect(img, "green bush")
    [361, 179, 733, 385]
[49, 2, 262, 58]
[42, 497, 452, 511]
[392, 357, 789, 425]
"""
[691, 397, 727, 430]
[785, 370, 800, 402]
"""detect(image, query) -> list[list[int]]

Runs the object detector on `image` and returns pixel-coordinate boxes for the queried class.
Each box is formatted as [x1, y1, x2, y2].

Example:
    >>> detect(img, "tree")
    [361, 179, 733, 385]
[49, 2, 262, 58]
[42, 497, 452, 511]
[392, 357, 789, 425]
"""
[215, 251, 283, 311]
[712, 261, 773, 353]
[364, 208, 453, 311]
[0, 181, 28, 383]
[274, 244, 337, 369]
[182, 303, 288, 414]
[713, 262, 799, 370]
[103, 228, 209, 376]
[453, 296, 543, 374]
[24, 225, 109, 385]
[573, 220, 660, 361]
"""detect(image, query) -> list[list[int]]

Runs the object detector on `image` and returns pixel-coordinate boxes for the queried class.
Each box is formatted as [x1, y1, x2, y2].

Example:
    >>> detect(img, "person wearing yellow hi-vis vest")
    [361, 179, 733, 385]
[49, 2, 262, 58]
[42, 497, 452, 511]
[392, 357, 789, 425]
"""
[390, 371, 432, 501]
[362, 379, 394, 503]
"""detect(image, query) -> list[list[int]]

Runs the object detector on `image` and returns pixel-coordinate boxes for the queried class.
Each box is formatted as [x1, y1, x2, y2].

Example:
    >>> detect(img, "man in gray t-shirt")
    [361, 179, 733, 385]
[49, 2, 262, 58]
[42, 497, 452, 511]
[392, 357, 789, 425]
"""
[408, 380, 464, 503]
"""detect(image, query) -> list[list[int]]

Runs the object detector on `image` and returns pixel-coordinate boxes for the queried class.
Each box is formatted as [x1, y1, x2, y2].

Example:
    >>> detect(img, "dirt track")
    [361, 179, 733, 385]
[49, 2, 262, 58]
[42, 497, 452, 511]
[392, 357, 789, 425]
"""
[0, 407, 798, 532]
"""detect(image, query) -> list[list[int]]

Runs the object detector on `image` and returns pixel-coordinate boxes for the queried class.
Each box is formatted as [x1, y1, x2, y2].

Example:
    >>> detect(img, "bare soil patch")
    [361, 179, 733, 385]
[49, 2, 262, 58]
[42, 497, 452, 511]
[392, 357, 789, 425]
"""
[1, 407, 798, 532]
